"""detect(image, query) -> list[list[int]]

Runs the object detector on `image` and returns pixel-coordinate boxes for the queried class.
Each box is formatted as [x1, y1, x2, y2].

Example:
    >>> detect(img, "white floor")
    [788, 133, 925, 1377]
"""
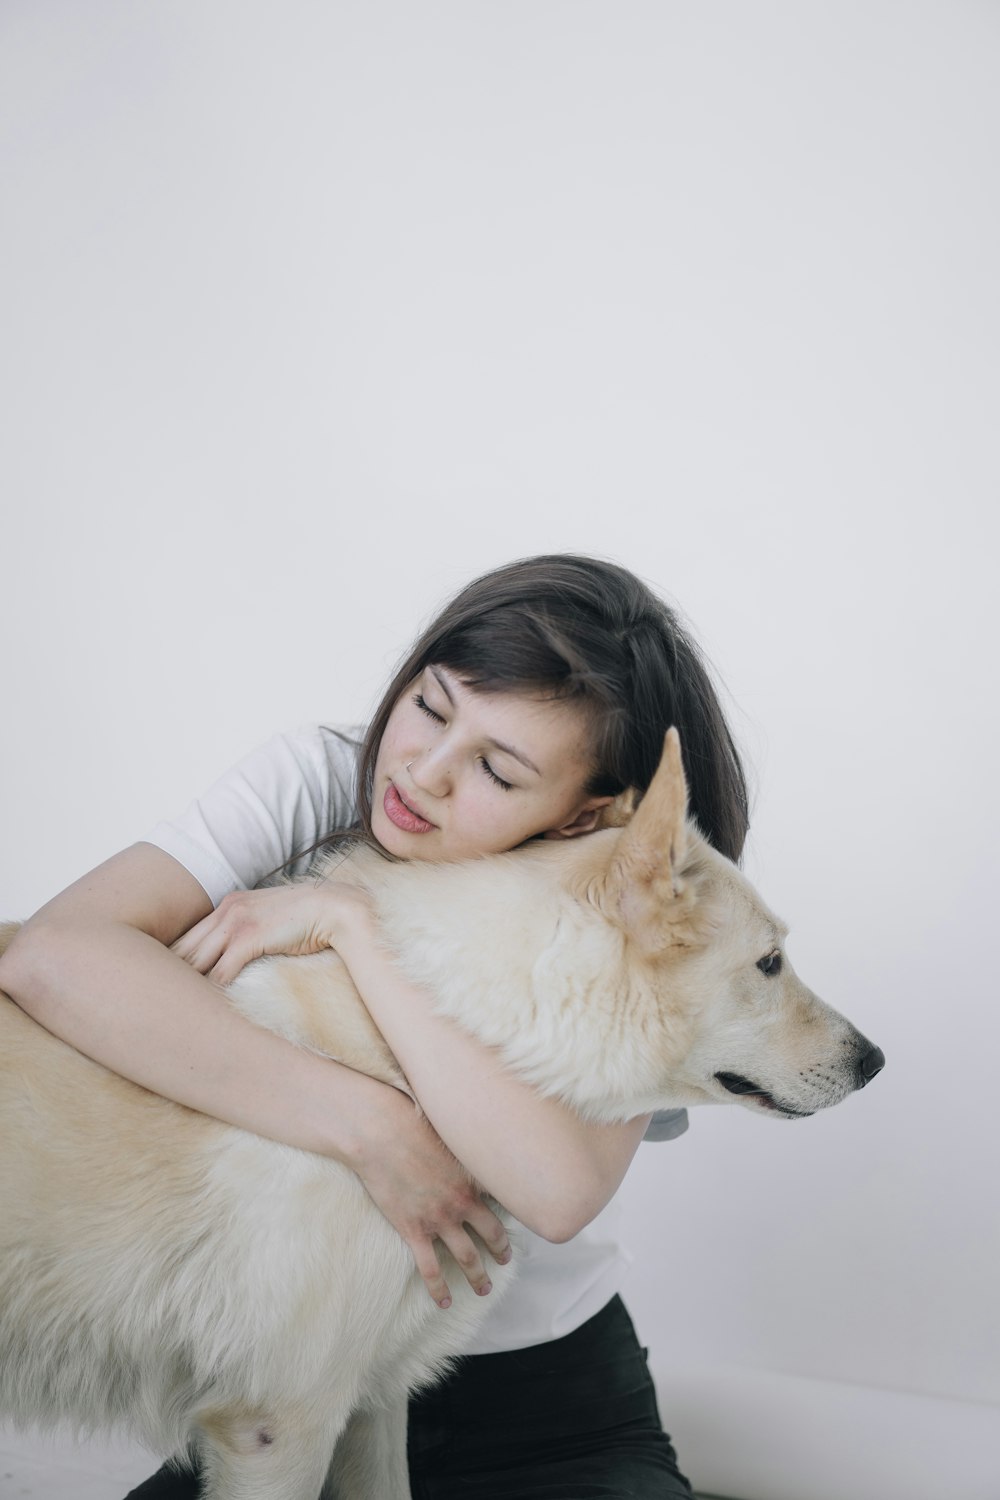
[0, 1426, 736, 1498]
[0, 1429, 159, 1499]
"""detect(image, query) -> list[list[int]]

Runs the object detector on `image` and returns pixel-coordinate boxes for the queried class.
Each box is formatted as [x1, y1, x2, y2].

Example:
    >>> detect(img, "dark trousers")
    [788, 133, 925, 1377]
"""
[124, 1295, 694, 1499]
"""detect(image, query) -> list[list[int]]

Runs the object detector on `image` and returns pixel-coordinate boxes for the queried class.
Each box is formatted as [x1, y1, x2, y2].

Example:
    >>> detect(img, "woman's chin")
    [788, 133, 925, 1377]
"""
[372, 807, 438, 861]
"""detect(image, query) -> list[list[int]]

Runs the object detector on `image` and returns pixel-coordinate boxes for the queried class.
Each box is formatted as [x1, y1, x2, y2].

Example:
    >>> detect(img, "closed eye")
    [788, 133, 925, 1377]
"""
[478, 757, 512, 791]
[413, 693, 444, 723]
[757, 951, 782, 976]
[413, 694, 512, 790]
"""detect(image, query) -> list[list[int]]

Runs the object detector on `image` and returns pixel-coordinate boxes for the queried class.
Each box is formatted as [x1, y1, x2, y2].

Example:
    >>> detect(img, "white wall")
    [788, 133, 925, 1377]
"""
[2, 4, 997, 1495]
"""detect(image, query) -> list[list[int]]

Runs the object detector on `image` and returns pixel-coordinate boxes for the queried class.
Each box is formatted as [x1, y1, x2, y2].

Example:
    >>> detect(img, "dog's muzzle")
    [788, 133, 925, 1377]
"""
[713, 1072, 814, 1117]
[715, 1039, 885, 1118]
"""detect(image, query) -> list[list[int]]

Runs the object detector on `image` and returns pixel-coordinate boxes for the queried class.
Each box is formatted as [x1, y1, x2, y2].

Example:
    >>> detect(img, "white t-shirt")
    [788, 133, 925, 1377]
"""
[145, 724, 689, 1354]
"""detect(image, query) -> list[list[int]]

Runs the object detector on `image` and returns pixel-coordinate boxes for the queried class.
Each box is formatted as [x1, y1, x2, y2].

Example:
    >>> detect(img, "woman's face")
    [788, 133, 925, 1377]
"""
[371, 664, 613, 862]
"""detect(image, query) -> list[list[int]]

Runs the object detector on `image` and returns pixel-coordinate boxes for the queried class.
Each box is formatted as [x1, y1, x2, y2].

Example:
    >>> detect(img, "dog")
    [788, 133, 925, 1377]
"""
[0, 730, 883, 1499]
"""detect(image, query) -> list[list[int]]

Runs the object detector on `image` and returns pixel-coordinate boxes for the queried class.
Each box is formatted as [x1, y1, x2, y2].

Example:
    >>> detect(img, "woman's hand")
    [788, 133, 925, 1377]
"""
[350, 1083, 513, 1308]
[172, 880, 374, 988]
[174, 881, 511, 1303]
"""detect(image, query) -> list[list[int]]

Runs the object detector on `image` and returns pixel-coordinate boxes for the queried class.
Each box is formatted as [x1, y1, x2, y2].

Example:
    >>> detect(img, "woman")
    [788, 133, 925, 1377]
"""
[0, 553, 749, 1498]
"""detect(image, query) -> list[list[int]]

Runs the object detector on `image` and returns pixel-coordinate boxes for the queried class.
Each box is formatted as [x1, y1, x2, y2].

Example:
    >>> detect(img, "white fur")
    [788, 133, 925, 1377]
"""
[0, 735, 879, 1498]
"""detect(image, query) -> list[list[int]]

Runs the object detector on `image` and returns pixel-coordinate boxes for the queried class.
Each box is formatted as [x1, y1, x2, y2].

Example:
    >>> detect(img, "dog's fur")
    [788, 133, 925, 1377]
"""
[0, 732, 881, 1499]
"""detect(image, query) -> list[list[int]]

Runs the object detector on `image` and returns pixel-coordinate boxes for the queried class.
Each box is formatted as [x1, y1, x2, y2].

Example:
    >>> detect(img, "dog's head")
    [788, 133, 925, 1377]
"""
[571, 729, 884, 1120]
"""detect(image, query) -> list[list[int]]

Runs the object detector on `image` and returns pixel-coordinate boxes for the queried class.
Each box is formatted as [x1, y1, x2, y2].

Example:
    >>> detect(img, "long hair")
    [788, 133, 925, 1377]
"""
[350, 554, 749, 863]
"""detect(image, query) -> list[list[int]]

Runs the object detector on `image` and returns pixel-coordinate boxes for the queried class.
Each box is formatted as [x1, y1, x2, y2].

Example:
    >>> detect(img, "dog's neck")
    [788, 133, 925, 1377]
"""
[364, 840, 564, 1009]
[338, 837, 685, 1123]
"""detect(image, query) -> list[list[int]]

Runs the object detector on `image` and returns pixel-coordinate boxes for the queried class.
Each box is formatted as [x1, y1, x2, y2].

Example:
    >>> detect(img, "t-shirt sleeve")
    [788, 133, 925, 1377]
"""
[643, 1109, 689, 1142]
[143, 724, 363, 907]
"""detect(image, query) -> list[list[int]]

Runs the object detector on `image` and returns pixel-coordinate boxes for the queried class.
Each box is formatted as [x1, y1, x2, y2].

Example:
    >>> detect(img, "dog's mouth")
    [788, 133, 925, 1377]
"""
[714, 1072, 814, 1119]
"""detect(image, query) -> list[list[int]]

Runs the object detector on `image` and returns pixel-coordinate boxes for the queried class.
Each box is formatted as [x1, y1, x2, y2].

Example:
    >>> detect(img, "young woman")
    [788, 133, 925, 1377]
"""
[0, 553, 749, 1499]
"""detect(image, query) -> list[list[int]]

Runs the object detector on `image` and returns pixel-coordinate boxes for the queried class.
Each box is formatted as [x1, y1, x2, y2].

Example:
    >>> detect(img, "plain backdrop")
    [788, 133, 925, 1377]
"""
[2, 4, 998, 1497]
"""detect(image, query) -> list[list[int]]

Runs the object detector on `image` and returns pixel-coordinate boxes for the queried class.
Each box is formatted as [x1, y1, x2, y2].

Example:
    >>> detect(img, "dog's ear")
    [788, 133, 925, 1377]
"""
[595, 728, 693, 953]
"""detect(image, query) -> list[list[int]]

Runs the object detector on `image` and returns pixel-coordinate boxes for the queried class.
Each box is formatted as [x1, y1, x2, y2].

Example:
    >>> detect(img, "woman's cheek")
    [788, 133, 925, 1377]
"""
[450, 795, 496, 857]
[482, 800, 534, 856]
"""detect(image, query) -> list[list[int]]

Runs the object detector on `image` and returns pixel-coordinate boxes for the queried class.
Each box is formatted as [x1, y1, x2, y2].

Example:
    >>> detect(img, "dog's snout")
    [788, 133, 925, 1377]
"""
[857, 1043, 885, 1087]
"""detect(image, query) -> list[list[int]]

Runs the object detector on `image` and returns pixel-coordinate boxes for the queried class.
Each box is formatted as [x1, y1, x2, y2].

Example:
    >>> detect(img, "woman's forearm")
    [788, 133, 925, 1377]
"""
[0, 845, 515, 1304]
[333, 923, 651, 1240]
[1, 911, 513, 1303]
[0, 917, 400, 1166]
[116, 866, 648, 1236]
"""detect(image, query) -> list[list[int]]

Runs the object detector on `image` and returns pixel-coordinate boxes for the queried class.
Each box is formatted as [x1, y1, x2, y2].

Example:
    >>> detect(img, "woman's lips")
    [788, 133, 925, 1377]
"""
[384, 782, 436, 834]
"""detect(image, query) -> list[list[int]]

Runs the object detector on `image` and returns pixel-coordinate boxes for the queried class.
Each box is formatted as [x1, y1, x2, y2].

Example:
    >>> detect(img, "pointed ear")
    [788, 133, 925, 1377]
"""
[595, 728, 692, 951]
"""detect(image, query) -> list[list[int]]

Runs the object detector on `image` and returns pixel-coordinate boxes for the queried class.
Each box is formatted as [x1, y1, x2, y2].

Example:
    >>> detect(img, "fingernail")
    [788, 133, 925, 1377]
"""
[477, 1280, 492, 1297]
[438, 1296, 451, 1310]
[498, 1248, 512, 1264]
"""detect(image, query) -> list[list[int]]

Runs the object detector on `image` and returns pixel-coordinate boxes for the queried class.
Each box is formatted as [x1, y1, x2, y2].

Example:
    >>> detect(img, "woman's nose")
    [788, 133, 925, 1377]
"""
[408, 747, 452, 797]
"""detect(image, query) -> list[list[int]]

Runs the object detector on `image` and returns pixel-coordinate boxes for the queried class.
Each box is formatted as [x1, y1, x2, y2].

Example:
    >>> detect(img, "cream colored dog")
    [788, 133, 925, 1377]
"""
[0, 731, 882, 1499]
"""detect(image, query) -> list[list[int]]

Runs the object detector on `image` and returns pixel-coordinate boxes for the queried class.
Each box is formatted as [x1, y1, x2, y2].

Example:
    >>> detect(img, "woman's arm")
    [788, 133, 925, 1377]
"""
[175, 879, 652, 1241]
[0, 843, 509, 1306]
[330, 895, 652, 1242]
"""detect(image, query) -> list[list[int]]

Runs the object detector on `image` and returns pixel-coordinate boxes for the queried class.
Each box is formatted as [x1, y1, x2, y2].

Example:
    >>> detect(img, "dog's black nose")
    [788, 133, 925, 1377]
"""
[858, 1045, 885, 1086]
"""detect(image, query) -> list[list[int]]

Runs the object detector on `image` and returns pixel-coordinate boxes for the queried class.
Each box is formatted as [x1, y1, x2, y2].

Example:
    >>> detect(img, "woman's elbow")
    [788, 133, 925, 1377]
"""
[0, 922, 36, 1000]
[515, 1175, 611, 1245]
[0, 920, 80, 1016]
[509, 1123, 645, 1242]
[533, 1212, 590, 1245]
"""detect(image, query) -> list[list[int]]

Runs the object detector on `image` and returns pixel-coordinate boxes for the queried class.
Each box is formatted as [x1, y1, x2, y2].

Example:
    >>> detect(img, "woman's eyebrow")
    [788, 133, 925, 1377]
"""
[429, 666, 541, 776]
[484, 735, 541, 776]
[428, 665, 456, 704]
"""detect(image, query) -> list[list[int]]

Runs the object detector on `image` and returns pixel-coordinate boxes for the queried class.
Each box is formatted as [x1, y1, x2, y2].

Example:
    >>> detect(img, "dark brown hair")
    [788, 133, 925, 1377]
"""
[350, 554, 749, 863]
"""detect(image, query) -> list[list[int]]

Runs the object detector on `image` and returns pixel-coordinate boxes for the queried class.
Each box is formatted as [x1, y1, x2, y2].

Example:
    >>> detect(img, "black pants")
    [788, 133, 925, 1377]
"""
[124, 1295, 694, 1499]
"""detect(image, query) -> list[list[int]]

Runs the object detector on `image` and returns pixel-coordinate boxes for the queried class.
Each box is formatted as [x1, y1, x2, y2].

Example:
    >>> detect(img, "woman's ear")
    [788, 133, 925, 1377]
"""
[541, 796, 616, 840]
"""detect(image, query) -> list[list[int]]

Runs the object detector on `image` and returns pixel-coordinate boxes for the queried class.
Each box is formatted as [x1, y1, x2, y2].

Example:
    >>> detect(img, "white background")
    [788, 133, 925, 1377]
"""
[2, 4, 998, 1497]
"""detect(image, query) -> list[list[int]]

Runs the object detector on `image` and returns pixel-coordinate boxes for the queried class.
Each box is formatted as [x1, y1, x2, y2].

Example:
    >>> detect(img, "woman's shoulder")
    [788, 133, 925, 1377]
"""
[144, 722, 365, 906]
[314, 721, 365, 778]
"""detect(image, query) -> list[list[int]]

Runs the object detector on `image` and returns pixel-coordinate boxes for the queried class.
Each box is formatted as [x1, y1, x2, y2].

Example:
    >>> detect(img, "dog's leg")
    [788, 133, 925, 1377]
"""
[323, 1399, 411, 1500]
[194, 1401, 345, 1500]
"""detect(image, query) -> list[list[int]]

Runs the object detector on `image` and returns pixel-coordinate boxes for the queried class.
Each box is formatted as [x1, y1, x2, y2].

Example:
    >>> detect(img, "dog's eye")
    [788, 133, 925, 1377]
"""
[757, 951, 782, 976]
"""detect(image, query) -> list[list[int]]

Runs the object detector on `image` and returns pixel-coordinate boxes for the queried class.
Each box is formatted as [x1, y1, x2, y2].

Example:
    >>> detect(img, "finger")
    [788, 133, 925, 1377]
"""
[439, 1228, 492, 1298]
[180, 925, 233, 977]
[170, 918, 212, 960]
[171, 914, 227, 965]
[466, 1203, 512, 1267]
[409, 1236, 453, 1309]
[208, 938, 259, 988]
